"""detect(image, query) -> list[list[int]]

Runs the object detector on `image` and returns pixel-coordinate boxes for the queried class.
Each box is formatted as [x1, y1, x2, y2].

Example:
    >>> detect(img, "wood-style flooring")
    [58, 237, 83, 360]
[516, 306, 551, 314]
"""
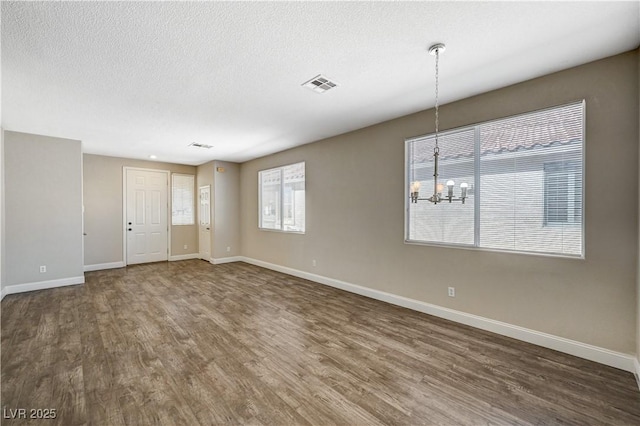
[2, 259, 639, 425]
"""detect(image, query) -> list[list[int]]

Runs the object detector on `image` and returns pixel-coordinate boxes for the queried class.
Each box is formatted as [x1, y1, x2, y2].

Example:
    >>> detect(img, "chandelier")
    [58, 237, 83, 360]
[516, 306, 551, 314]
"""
[410, 43, 468, 205]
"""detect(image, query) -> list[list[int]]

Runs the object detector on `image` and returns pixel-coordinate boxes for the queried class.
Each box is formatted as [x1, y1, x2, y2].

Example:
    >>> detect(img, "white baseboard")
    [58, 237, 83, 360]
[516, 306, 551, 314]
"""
[0, 286, 5, 301]
[3, 275, 85, 297]
[84, 261, 125, 272]
[238, 256, 636, 373]
[169, 254, 200, 262]
[634, 358, 640, 391]
[211, 256, 243, 265]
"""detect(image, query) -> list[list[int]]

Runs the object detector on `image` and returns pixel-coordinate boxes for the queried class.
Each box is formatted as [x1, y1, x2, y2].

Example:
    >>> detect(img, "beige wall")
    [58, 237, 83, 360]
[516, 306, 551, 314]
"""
[83, 154, 197, 266]
[195, 160, 241, 261]
[1, 128, 4, 292]
[5, 131, 84, 285]
[637, 48, 640, 363]
[241, 50, 639, 354]
[212, 161, 241, 259]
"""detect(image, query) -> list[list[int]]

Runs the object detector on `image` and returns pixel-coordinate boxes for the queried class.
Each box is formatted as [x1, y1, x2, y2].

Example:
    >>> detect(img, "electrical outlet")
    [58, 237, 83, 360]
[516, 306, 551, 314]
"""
[226, 246, 231, 252]
[312, 259, 317, 267]
[39, 265, 46, 273]
[183, 244, 188, 250]
[448, 287, 455, 297]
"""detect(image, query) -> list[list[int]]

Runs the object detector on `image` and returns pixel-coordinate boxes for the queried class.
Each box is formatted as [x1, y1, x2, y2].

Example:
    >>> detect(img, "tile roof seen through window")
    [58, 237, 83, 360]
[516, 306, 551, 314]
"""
[411, 104, 583, 162]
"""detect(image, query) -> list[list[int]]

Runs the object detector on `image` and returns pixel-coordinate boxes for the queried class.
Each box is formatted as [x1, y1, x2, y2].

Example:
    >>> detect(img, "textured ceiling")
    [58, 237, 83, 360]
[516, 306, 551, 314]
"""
[2, 1, 639, 165]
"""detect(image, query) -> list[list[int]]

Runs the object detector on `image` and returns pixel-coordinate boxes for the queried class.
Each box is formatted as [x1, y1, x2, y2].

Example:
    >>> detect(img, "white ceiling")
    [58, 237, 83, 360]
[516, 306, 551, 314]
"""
[2, 1, 639, 165]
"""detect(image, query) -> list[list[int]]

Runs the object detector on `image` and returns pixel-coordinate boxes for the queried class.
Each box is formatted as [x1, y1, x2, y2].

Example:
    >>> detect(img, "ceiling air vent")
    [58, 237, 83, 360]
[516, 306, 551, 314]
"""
[188, 142, 213, 149]
[302, 74, 338, 94]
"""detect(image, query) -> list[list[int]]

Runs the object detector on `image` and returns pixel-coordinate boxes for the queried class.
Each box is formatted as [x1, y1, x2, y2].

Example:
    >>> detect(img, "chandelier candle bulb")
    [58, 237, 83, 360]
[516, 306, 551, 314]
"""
[446, 180, 455, 197]
[460, 182, 468, 199]
[410, 181, 421, 203]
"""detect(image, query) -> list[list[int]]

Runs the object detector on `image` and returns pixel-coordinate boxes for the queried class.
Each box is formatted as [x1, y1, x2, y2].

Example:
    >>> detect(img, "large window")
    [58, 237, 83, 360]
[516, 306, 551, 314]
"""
[406, 101, 584, 257]
[172, 174, 195, 225]
[259, 162, 305, 232]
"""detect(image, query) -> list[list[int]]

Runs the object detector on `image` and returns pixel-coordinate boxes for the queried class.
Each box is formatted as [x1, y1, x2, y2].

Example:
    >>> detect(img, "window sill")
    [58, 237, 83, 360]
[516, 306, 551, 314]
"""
[258, 227, 305, 235]
[404, 239, 585, 260]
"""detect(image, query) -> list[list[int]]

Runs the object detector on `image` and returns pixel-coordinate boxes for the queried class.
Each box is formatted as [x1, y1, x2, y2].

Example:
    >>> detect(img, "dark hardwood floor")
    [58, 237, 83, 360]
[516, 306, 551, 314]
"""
[1, 259, 639, 425]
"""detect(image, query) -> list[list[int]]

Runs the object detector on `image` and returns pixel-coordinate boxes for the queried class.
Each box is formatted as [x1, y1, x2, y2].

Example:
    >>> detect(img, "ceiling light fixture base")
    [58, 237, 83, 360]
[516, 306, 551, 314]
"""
[428, 43, 446, 56]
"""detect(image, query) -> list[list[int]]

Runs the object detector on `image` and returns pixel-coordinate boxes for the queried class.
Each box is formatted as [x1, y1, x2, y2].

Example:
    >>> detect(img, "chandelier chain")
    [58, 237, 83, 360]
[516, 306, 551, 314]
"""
[434, 47, 440, 155]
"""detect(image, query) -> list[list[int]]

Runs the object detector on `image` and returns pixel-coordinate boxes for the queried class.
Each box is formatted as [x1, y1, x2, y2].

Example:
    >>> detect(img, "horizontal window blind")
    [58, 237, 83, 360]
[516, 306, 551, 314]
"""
[406, 101, 584, 257]
[259, 168, 282, 230]
[172, 174, 195, 225]
[282, 162, 306, 232]
[407, 128, 475, 245]
[259, 162, 305, 232]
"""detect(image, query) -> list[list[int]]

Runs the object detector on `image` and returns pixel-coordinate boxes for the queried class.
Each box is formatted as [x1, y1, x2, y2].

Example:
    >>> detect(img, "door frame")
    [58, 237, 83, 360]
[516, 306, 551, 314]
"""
[122, 167, 171, 266]
[198, 184, 212, 261]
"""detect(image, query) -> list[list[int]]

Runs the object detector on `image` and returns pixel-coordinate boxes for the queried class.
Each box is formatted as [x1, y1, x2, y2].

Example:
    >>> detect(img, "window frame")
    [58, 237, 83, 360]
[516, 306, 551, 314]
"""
[171, 173, 195, 226]
[404, 100, 585, 259]
[258, 161, 306, 234]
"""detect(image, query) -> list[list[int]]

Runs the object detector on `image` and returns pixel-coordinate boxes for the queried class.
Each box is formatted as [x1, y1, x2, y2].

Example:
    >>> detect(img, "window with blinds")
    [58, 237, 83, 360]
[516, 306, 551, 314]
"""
[406, 101, 584, 257]
[171, 174, 195, 225]
[407, 128, 475, 245]
[259, 162, 305, 233]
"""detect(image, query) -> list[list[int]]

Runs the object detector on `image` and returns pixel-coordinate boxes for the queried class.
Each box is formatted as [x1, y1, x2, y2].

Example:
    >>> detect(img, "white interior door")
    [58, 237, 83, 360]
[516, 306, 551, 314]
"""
[126, 169, 168, 265]
[199, 185, 211, 261]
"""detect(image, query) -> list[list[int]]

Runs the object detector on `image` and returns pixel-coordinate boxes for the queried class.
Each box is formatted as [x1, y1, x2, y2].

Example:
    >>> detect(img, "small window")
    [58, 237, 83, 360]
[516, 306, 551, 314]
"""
[172, 174, 195, 225]
[259, 162, 305, 232]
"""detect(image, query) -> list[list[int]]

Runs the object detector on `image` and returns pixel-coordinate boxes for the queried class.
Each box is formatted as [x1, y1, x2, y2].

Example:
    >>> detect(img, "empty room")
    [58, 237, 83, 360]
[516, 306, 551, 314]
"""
[2, 1, 640, 425]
